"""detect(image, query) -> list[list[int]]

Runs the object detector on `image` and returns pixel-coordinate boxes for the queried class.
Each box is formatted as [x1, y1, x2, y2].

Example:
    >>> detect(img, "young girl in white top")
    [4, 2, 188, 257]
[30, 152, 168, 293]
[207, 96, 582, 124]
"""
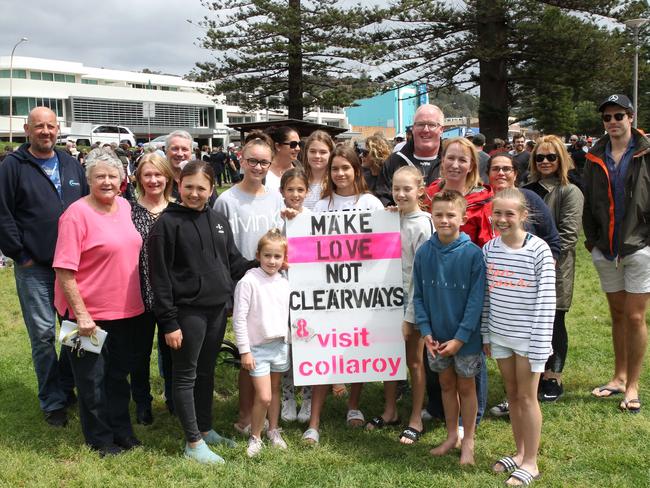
[233, 229, 291, 457]
[301, 130, 334, 210]
[481, 188, 556, 486]
[278, 168, 313, 424]
[303, 144, 383, 444]
[364, 166, 434, 447]
[313, 144, 384, 212]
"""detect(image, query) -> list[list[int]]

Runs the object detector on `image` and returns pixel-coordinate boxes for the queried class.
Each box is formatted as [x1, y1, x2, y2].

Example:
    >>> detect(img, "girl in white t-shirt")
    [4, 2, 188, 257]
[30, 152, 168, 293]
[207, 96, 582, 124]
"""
[303, 144, 383, 444]
[313, 144, 384, 213]
[301, 130, 334, 210]
[278, 168, 314, 424]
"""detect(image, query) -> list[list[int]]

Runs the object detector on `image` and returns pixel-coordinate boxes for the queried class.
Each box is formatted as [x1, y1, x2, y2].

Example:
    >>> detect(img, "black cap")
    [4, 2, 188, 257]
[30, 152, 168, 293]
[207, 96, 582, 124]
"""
[599, 94, 634, 112]
[472, 133, 486, 146]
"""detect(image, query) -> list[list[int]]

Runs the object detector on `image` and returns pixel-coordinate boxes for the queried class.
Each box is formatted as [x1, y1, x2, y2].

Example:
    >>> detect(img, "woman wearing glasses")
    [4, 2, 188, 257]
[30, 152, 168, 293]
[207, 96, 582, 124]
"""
[524, 136, 583, 403]
[214, 131, 284, 435]
[265, 126, 301, 192]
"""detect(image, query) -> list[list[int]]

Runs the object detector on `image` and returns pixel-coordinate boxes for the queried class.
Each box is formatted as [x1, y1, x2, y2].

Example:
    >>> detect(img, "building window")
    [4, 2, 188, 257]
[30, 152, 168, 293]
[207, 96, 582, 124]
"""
[0, 97, 64, 116]
[54, 73, 65, 82]
[65, 74, 75, 83]
[0, 69, 27, 79]
[42, 72, 54, 81]
[30, 71, 42, 80]
[215, 109, 223, 123]
[199, 107, 209, 127]
[82, 79, 98, 85]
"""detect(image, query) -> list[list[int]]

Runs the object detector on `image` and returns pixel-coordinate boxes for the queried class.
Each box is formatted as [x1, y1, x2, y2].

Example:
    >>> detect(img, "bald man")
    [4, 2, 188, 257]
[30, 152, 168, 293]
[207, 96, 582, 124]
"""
[0, 107, 88, 426]
[375, 104, 445, 205]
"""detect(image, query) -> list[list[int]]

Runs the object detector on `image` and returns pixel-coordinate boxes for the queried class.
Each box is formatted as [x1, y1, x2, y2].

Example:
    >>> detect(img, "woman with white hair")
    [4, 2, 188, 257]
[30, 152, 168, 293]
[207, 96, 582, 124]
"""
[53, 147, 145, 457]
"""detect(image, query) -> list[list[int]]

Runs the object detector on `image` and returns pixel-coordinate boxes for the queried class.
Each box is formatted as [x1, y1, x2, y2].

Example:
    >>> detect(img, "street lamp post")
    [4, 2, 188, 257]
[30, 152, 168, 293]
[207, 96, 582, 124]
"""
[9, 37, 28, 143]
[624, 19, 649, 128]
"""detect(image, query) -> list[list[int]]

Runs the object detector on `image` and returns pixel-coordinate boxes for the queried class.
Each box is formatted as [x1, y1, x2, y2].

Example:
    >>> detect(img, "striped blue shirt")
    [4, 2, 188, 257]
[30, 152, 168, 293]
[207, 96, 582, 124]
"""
[481, 234, 556, 364]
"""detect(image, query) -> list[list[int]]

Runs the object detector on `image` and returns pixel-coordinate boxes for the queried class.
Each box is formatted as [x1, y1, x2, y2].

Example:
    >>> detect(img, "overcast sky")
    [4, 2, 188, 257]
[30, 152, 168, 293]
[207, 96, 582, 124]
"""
[1, 0, 212, 76]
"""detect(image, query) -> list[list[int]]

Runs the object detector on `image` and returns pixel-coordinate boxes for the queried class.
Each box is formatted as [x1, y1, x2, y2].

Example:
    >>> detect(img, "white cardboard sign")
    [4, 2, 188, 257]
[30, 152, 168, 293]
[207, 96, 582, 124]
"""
[287, 209, 406, 386]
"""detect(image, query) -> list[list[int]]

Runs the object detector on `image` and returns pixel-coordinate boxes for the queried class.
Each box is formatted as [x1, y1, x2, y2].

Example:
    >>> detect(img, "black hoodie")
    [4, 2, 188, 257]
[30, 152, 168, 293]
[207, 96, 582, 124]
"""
[0, 143, 88, 265]
[148, 202, 253, 333]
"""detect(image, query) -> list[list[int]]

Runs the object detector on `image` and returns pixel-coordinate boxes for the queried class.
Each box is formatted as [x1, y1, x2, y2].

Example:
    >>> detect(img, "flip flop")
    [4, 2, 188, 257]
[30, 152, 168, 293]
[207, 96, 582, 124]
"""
[398, 426, 423, 444]
[365, 416, 400, 430]
[492, 456, 519, 474]
[620, 398, 642, 414]
[591, 385, 625, 398]
[505, 468, 541, 486]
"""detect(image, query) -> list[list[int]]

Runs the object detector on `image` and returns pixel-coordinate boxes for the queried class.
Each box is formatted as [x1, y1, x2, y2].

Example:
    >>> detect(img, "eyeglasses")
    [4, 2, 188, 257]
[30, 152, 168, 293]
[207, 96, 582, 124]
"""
[489, 166, 514, 174]
[535, 153, 558, 163]
[413, 121, 442, 130]
[245, 158, 272, 168]
[280, 141, 300, 149]
[602, 113, 627, 122]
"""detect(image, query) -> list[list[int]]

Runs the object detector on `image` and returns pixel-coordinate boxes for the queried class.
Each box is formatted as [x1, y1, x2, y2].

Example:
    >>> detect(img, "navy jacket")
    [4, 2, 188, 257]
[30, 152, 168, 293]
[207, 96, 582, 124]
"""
[0, 144, 88, 265]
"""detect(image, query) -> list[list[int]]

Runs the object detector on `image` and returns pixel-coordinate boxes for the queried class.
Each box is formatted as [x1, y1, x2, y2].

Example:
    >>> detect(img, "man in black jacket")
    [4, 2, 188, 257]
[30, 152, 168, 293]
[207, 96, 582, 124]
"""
[0, 107, 88, 426]
[585, 94, 650, 413]
[375, 104, 445, 205]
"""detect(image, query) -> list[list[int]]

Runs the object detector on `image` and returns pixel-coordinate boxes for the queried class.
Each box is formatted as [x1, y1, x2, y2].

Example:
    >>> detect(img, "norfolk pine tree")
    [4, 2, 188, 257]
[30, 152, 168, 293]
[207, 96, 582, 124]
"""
[374, 0, 645, 141]
[193, 0, 384, 120]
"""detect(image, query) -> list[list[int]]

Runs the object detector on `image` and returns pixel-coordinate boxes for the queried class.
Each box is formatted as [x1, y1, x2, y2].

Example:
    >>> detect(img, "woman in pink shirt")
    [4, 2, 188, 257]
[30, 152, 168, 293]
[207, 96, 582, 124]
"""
[53, 148, 145, 457]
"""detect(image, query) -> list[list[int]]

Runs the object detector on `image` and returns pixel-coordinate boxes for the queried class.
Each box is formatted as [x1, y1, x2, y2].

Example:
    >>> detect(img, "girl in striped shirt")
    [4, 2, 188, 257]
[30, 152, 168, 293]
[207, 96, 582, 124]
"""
[481, 188, 556, 486]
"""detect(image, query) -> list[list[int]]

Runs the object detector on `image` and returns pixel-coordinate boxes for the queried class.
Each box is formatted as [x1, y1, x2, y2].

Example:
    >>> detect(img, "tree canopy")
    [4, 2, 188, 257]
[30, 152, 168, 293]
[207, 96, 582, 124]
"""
[373, 0, 647, 139]
[193, 0, 383, 120]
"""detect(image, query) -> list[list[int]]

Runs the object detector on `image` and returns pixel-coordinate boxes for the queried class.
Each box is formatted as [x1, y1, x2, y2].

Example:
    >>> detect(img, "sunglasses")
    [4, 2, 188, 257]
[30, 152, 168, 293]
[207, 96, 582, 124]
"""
[280, 141, 300, 149]
[535, 153, 558, 163]
[602, 113, 627, 122]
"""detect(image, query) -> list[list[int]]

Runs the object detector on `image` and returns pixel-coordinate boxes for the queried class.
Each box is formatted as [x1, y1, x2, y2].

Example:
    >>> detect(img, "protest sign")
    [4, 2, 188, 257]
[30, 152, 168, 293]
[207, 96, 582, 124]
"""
[287, 209, 406, 386]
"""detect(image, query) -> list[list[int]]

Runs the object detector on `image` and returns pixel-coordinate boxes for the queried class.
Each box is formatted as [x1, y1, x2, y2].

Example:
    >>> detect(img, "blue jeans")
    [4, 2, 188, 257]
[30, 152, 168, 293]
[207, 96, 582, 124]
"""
[14, 263, 73, 412]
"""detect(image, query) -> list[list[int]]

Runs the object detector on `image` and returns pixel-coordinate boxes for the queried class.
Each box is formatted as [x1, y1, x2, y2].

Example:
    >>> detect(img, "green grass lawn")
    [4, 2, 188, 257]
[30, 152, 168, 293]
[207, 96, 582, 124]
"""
[0, 242, 649, 487]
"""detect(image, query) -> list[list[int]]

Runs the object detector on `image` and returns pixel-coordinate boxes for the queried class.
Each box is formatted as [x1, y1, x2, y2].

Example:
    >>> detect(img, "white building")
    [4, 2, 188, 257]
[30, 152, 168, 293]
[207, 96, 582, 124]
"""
[0, 56, 349, 146]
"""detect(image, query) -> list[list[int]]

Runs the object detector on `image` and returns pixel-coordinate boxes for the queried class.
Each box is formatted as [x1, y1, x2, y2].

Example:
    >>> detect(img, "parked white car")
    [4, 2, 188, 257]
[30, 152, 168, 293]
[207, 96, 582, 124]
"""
[63, 123, 137, 147]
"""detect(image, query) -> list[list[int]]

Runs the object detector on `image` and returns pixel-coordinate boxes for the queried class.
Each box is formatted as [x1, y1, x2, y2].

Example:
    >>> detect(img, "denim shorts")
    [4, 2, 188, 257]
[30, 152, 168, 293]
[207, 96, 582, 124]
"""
[249, 338, 290, 377]
[490, 343, 546, 373]
[427, 351, 481, 378]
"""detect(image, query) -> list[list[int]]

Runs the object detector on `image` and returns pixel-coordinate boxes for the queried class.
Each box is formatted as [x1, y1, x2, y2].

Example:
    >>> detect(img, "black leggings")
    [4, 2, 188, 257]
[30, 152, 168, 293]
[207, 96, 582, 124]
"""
[545, 309, 568, 373]
[171, 306, 227, 443]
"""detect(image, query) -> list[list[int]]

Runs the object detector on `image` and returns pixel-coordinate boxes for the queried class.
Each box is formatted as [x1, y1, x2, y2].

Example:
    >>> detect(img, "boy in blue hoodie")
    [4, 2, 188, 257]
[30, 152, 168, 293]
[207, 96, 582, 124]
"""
[413, 189, 486, 465]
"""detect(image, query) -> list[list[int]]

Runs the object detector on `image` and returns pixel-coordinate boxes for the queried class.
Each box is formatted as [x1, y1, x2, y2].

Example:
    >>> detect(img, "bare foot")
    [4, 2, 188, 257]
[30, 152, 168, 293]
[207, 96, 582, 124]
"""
[459, 438, 475, 465]
[429, 435, 458, 456]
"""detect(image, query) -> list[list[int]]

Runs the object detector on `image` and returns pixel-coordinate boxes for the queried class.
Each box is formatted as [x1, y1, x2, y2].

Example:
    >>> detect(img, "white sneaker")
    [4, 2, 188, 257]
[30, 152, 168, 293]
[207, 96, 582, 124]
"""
[266, 428, 287, 449]
[281, 398, 297, 422]
[457, 425, 464, 441]
[490, 400, 510, 417]
[297, 399, 312, 423]
[246, 435, 264, 458]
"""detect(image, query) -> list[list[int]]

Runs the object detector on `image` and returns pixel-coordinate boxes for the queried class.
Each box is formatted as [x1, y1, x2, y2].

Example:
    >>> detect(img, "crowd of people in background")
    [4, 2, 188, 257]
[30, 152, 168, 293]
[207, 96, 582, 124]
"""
[0, 93, 648, 486]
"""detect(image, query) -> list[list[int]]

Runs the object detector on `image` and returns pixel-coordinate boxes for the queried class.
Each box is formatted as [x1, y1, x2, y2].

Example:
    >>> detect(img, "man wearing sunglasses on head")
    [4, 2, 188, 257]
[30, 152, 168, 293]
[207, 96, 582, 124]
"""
[584, 94, 650, 415]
